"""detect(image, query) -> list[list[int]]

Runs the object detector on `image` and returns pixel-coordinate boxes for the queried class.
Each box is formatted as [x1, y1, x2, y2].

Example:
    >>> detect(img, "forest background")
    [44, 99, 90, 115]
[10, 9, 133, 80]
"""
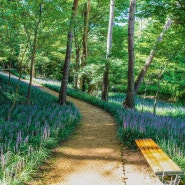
[0, 0, 185, 105]
[0, 0, 185, 184]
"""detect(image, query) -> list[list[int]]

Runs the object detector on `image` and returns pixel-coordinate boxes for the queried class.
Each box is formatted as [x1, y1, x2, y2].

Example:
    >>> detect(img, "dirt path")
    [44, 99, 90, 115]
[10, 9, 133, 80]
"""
[27, 85, 162, 185]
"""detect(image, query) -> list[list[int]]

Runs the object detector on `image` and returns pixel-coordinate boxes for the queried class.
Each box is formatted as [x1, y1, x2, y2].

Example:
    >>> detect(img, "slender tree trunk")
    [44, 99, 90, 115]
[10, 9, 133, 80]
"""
[101, 61, 110, 101]
[134, 18, 173, 93]
[74, 30, 81, 89]
[74, 44, 80, 89]
[32, 62, 36, 78]
[59, 0, 79, 105]
[101, 0, 114, 101]
[81, 0, 91, 92]
[123, 0, 136, 109]
[26, 4, 42, 104]
[26, 27, 39, 104]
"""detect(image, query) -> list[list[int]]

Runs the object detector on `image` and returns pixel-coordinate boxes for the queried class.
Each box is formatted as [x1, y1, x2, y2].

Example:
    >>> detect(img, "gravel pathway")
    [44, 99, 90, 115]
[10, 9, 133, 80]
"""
[29, 86, 124, 185]
[28, 85, 162, 185]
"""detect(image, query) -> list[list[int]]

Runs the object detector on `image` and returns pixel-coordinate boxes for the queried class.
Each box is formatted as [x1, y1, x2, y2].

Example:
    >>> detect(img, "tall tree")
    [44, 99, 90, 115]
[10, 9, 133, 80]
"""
[74, 32, 81, 89]
[59, 0, 79, 105]
[81, 0, 91, 92]
[101, 0, 114, 101]
[123, 0, 136, 109]
[134, 18, 173, 93]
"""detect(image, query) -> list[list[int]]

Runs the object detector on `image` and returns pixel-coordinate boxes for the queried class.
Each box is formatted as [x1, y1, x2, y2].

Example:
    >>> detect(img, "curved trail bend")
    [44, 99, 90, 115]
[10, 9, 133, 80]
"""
[30, 86, 123, 185]
[27, 85, 162, 185]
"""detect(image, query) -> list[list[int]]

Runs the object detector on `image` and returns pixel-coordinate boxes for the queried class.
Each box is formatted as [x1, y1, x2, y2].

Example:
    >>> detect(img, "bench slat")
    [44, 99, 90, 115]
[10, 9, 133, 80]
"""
[142, 139, 179, 173]
[146, 139, 181, 173]
[135, 139, 184, 176]
[136, 139, 162, 173]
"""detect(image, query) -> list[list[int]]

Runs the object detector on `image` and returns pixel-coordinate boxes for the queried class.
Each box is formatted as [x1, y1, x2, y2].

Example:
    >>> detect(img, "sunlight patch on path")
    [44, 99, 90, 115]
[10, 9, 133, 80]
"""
[27, 86, 124, 185]
[27, 85, 162, 185]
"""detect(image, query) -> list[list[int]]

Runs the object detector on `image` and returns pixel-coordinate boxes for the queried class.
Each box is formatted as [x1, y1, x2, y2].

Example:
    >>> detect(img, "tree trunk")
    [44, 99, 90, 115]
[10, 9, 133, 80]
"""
[123, 0, 136, 109]
[74, 43, 80, 89]
[101, 0, 114, 101]
[134, 18, 173, 93]
[32, 62, 36, 78]
[26, 47, 36, 104]
[26, 4, 42, 104]
[59, 0, 79, 105]
[26, 25, 40, 104]
[81, 0, 91, 92]
[101, 61, 110, 101]
[74, 31, 81, 89]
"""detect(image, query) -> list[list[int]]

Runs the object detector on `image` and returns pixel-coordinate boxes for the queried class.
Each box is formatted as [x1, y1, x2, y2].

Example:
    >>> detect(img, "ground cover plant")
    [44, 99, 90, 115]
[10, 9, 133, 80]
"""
[0, 74, 80, 185]
[35, 78, 185, 183]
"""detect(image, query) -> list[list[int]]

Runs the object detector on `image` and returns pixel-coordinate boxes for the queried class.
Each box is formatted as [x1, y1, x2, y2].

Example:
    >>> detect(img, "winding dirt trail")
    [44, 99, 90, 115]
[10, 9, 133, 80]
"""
[27, 85, 162, 185]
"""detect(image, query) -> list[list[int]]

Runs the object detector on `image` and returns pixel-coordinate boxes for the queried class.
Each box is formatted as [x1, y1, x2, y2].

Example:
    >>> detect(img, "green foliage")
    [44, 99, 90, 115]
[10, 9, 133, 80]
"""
[1, 0, 185, 182]
[178, 91, 185, 105]
[1, 0, 184, 102]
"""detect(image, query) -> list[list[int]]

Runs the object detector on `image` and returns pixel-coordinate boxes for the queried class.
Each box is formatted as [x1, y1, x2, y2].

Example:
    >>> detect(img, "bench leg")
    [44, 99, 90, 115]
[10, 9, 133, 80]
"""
[160, 173, 181, 185]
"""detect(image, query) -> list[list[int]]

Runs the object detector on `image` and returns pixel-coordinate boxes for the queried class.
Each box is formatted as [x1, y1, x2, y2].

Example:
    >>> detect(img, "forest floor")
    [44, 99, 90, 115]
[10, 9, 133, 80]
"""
[26, 85, 163, 185]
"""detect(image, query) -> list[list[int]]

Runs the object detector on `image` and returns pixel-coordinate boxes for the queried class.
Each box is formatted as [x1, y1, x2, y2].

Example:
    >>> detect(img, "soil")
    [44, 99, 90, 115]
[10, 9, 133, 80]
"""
[26, 85, 163, 185]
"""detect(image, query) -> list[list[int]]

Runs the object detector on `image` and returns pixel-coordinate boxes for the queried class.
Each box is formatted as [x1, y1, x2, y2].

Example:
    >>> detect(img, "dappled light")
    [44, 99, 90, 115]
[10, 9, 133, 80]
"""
[0, 0, 185, 184]
[27, 91, 124, 185]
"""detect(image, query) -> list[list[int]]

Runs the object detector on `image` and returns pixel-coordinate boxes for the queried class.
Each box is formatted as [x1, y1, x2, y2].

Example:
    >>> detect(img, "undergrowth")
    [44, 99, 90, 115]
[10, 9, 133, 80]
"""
[0, 74, 80, 184]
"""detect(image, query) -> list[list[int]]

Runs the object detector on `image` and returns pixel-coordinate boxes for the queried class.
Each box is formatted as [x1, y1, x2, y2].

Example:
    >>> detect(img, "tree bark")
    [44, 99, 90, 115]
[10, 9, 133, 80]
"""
[101, 61, 110, 101]
[59, 0, 79, 105]
[81, 0, 91, 92]
[26, 41, 36, 104]
[106, 0, 114, 60]
[101, 0, 114, 101]
[134, 18, 173, 93]
[123, 0, 136, 109]
[74, 42, 80, 89]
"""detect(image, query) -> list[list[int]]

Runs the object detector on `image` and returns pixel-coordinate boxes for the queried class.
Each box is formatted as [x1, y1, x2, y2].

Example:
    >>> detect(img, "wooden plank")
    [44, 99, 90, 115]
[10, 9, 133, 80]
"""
[147, 139, 182, 174]
[142, 139, 175, 173]
[136, 139, 180, 173]
[136, 139, 162, 173]
[135, 139, 184, 176]
[142, 139, 165, 172]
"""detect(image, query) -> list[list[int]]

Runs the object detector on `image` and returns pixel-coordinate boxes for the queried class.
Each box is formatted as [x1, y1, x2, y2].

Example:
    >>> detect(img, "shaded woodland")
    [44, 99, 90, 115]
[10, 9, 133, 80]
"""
[0, 0, 185, 184]
[0, 0, 185, 105]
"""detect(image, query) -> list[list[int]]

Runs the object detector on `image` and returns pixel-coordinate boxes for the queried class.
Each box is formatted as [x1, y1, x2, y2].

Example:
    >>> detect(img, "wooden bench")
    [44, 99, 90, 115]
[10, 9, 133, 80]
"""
[135, 138, 184, 185]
